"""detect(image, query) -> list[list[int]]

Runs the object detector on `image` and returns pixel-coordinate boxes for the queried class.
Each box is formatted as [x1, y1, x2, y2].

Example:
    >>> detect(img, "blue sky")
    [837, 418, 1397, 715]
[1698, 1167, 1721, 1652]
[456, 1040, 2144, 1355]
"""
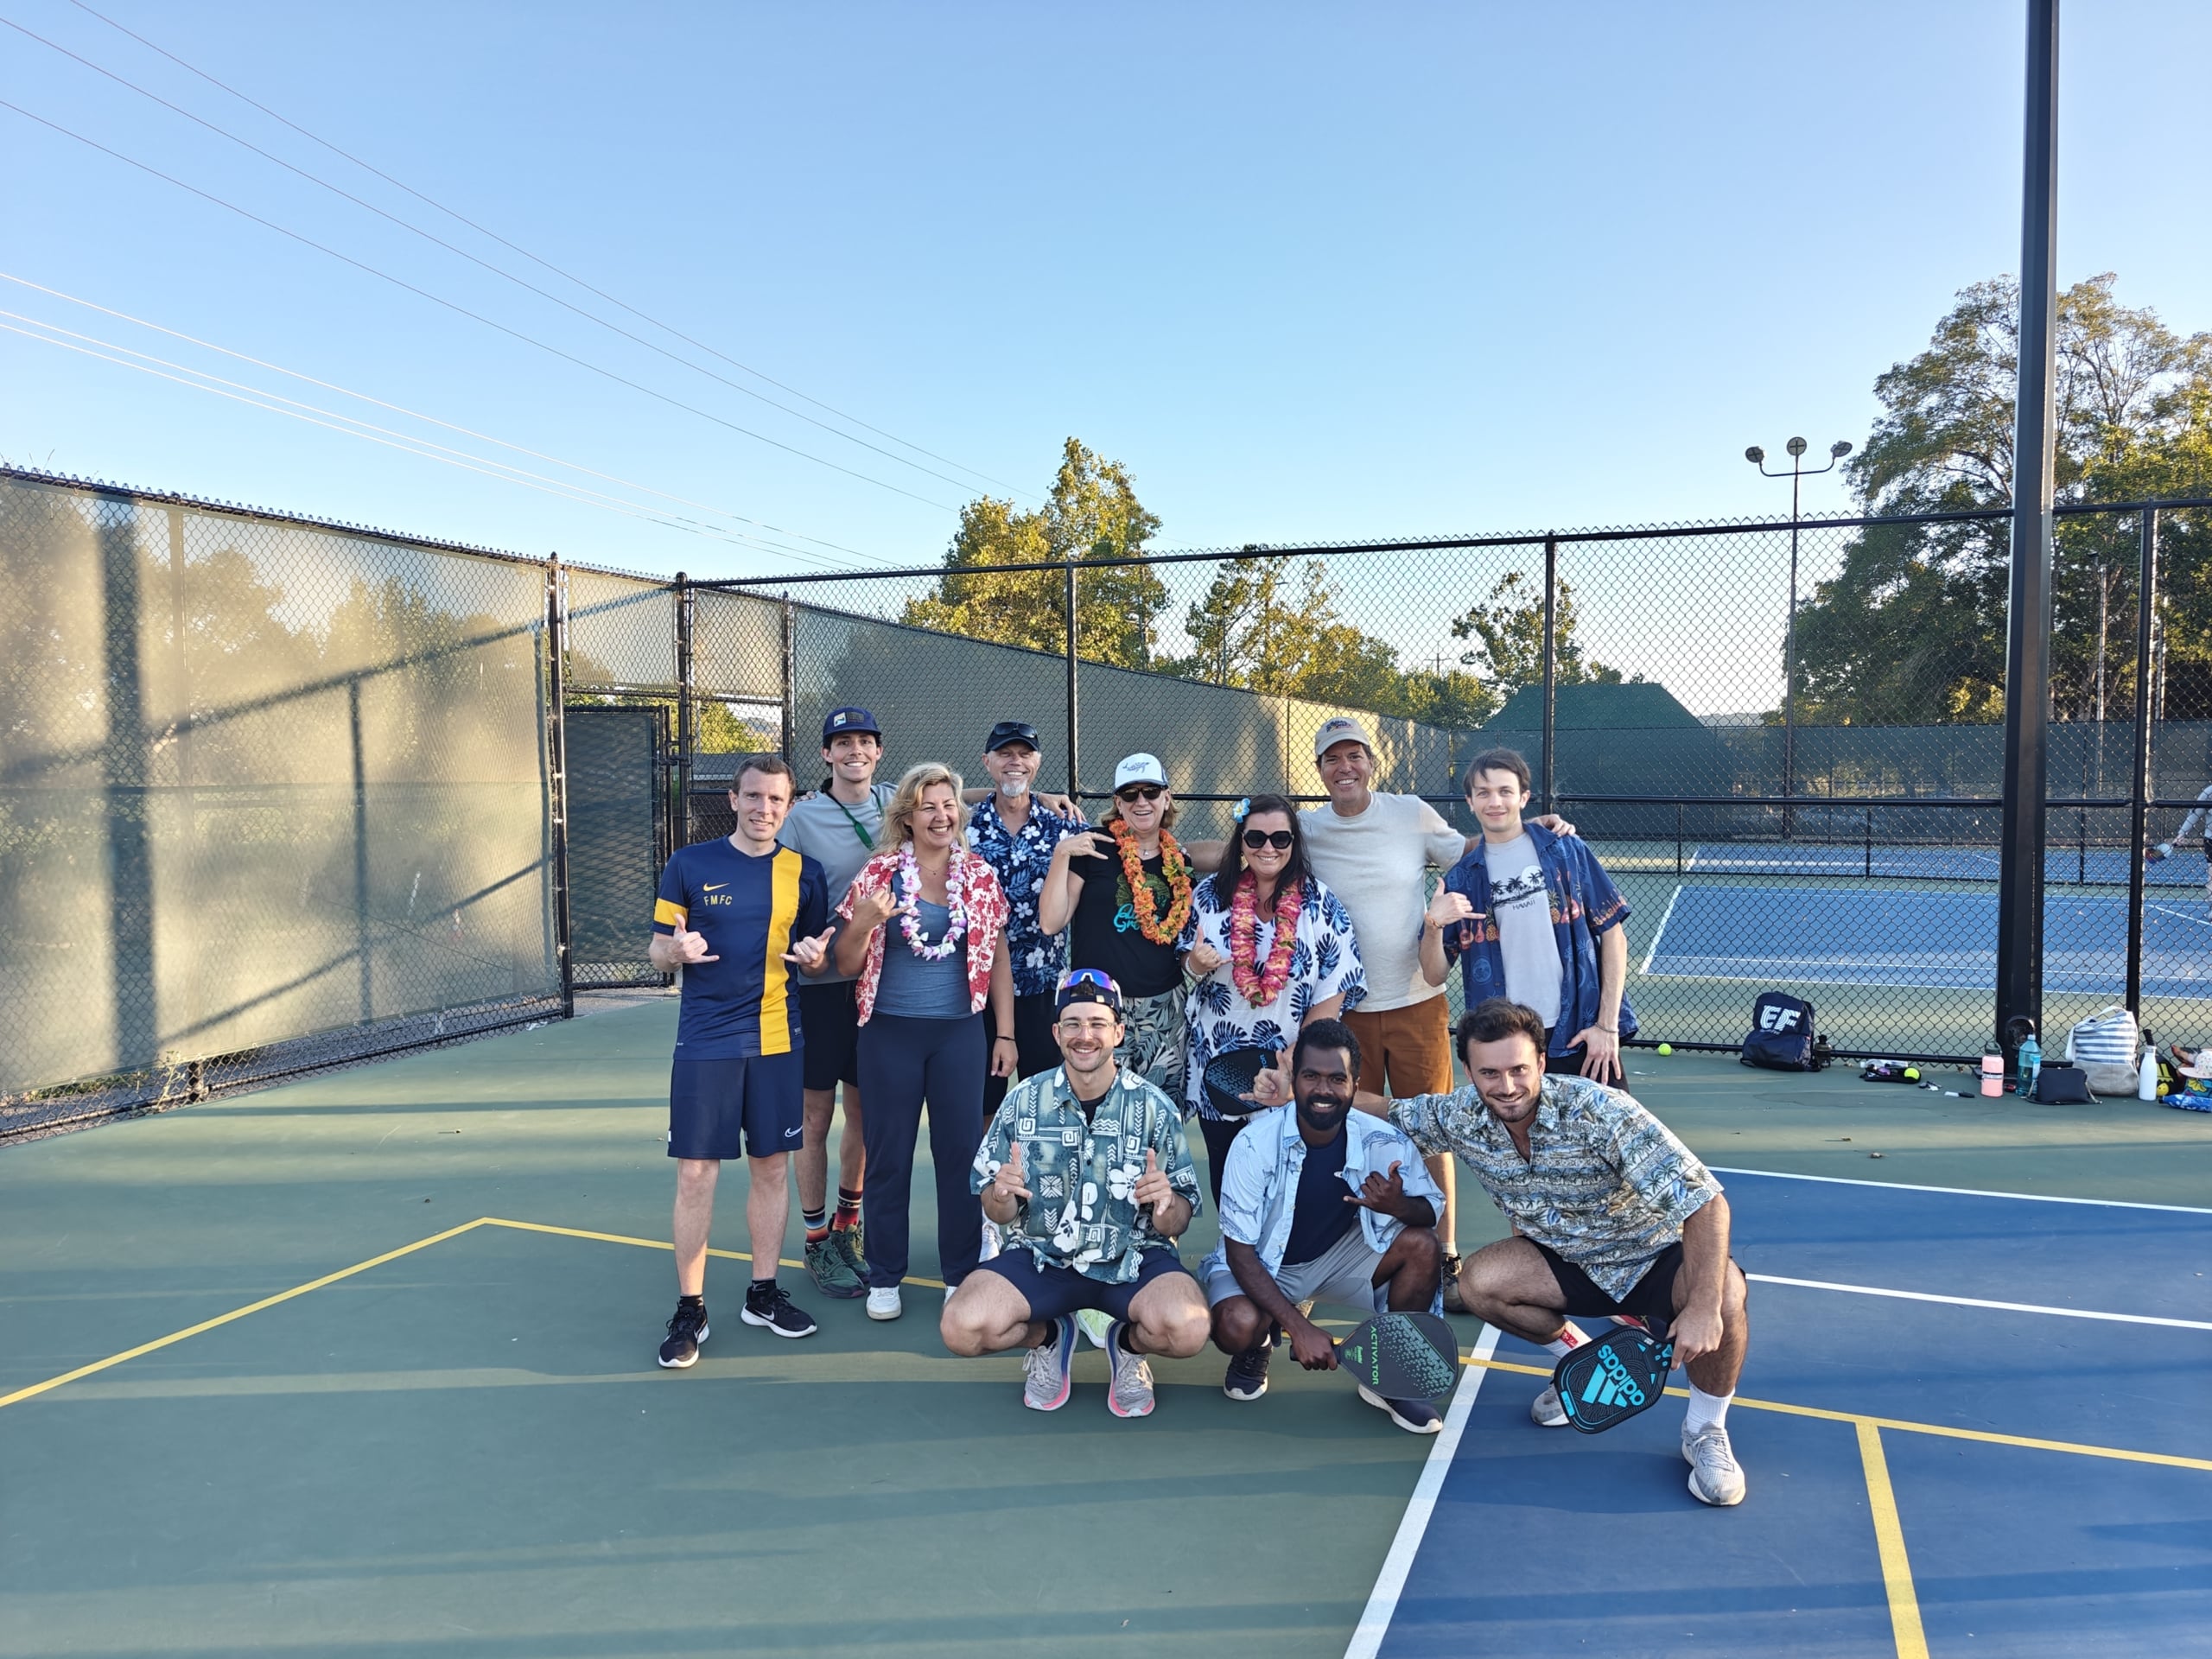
[3, 1, 2208, 582]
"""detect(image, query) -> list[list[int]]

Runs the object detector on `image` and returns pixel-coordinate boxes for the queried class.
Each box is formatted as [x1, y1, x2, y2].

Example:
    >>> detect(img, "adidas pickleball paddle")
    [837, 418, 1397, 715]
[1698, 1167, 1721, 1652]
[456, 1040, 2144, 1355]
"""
[1336, 1311, 1460, 1400]
[1553, 1325, 1675, 1433]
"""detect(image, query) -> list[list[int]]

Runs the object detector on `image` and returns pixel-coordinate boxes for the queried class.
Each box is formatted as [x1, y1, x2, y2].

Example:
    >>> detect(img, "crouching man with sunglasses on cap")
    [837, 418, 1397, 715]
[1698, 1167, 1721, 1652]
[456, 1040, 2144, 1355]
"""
[941, 969, 1211, 1417]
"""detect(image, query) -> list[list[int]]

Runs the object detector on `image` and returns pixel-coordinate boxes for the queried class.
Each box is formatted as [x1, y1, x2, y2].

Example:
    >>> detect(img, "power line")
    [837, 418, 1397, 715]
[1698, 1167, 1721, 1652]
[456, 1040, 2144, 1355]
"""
[60, 0, 1036, 503]
[0, 270, 880, 565]
[1, 11, 1006, 503]
[0, 96, 964, 515]
[0, 315, 859, 572]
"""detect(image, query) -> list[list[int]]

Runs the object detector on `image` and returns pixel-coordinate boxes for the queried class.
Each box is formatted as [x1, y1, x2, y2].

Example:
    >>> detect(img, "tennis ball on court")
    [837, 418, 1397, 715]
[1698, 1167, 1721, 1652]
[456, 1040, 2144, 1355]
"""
[1656, 1043, 1674, 1056]
[1904, 1066, 1921, 1081]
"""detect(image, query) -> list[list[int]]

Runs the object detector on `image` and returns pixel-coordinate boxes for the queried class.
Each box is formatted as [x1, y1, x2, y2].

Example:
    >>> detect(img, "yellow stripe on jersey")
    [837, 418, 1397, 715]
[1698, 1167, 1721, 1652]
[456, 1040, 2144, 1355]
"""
[653, 897, 688, 929]
[759, 849, 803, 1055]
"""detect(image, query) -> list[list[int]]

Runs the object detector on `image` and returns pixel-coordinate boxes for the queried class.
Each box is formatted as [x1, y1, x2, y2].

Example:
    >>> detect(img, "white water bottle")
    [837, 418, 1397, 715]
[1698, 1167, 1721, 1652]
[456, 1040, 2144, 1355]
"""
[2139, 1033, 2161, 1102]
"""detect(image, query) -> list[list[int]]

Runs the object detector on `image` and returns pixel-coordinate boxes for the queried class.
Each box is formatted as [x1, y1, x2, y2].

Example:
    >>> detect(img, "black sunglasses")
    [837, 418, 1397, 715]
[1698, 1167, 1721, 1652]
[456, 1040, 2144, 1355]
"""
[1241, 829, 1295, 851]
[1115, 785, 1165, 803]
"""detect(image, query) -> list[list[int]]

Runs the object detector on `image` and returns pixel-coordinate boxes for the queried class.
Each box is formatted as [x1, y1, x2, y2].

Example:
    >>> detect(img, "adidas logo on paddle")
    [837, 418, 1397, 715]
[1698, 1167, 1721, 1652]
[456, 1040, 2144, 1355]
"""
[1579, 1347, 1647, 1410]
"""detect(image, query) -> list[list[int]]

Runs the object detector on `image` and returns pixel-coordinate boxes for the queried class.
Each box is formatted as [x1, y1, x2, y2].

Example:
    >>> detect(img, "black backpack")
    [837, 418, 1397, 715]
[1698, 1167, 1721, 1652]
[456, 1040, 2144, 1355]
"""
[1740, 991, 1828, 1071]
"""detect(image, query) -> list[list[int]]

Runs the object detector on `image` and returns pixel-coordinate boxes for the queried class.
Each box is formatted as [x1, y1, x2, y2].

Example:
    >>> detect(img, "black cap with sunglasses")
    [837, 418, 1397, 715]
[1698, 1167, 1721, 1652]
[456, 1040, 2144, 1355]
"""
[1055, 967, 1123, 1015]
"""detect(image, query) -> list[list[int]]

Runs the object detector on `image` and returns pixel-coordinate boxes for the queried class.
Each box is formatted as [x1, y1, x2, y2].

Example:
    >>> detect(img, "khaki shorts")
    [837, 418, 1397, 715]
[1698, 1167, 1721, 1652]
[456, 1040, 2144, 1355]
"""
[1202, 1226, 1389, 1318]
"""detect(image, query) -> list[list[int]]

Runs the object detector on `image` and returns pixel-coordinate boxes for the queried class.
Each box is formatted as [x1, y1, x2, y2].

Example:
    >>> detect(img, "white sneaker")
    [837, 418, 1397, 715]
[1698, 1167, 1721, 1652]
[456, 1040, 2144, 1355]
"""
[1530, 1383, 1570, 1427]
[866, 1286, 902, 1321]
[1682, 1423, 1746, 1506]
[1074, 1308, 1113, 1350]
[1103, 1319, 1155, 1418]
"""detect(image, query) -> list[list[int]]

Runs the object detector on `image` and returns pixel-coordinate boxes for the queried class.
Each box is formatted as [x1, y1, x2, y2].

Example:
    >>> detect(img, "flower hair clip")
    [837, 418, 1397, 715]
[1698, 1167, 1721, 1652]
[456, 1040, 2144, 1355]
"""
[1232, 798, 1251, 823]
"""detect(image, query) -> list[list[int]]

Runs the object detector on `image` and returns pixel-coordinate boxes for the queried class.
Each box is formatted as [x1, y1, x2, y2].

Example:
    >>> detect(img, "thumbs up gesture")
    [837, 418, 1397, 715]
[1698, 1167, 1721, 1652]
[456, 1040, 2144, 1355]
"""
[1132, 1146, 1174, 1212]
[989, 1140, 1032, 1205]
[782, 925, 836, 974]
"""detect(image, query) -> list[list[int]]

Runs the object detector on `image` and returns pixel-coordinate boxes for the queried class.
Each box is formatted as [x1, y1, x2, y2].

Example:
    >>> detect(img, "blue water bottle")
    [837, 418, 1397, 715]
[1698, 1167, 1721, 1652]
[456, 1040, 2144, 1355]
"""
[2016, 1030, 2042, 1097]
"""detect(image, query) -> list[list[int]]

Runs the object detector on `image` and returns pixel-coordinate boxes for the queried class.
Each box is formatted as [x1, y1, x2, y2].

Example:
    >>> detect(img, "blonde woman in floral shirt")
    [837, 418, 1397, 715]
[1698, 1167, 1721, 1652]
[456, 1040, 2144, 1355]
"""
[1179, 793, 1365, 1206]
[834, 763, 1015, 1323]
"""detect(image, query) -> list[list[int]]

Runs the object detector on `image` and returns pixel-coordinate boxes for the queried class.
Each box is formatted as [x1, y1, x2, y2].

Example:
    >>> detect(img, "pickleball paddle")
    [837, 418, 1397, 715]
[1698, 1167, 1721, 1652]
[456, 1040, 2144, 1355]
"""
[1202, 1048, 1274, 1119]
[1553, 1322, 1675, 1433]
[1336, 1311, 1460, 1400]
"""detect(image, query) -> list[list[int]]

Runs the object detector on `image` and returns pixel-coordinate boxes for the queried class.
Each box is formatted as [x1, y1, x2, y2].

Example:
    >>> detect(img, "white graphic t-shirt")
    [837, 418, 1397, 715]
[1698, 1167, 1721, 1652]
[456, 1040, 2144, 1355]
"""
[1483, 833, 1562, 1030]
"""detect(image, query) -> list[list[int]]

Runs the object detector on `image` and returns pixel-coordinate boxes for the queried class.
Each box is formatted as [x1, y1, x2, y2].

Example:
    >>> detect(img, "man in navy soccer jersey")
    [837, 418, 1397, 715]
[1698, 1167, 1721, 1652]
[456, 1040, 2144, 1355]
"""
[650, 753, 836, 1366]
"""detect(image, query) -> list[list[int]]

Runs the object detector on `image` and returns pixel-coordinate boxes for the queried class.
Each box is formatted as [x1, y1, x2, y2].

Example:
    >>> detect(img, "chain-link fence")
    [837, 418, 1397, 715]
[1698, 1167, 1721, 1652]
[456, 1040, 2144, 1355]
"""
[8, 461, 2209, 1137]
[1, 469, 563, 1138]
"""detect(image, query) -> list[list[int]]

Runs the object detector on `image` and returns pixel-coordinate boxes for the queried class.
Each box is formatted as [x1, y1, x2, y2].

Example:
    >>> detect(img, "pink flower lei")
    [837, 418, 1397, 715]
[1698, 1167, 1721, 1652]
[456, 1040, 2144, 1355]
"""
[896, 844, 969, 960]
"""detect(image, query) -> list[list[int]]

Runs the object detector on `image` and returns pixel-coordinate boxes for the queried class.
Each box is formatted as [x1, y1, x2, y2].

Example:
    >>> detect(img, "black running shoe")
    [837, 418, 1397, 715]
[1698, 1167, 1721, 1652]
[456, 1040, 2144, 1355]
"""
[741, 1281, 818, 1339]
[658, 1301, 709, 1368]
[1223, 1344, 1273, 1402]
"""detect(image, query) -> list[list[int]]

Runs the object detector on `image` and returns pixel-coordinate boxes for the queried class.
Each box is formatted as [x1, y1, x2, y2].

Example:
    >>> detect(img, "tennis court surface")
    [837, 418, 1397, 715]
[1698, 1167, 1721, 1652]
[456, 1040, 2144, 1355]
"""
[4, 1000, 2210, 1658]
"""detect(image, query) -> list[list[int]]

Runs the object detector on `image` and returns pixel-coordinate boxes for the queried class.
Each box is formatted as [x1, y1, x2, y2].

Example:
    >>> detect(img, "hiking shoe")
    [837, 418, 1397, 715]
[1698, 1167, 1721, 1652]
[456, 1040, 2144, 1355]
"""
[806, 1236, 864, 1299]
[741, 1282, 817, 1339]
[1440, 1255, 1468, 1315]
[1223, 1344, 1272, 1402]
[1530, 1383, 1570, 1427]
[1023, 1314, 1077, 1411]
[1359, 1384, 1443, 1434]
[1683, 1424, 1746, 1506]
[866, 1286, 903, 1321]
[657, 1301, 708, 1368]
[833, 1217, 867, 1276]
[1103, 1320, 1156, 1418]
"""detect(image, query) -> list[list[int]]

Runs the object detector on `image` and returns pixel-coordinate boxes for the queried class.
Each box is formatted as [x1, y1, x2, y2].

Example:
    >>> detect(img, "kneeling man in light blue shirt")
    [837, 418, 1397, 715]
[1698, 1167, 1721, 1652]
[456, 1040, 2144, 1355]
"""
[1198, 1017, 1446, 1433]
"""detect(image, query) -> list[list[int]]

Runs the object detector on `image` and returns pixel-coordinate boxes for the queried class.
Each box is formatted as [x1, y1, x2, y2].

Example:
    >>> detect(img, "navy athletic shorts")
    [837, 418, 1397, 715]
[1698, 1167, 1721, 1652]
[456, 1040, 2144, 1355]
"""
[969, 1246, 1193, 1325]
[798, 980, 861, 1092]
[1530, 1239, 1684, 1324]
[668, 1052, 805, 1160]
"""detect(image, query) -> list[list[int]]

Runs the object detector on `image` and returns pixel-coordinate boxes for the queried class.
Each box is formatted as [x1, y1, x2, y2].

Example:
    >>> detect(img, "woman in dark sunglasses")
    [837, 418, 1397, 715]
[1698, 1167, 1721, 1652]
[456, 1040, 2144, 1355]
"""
[1177, 793, 1366, 1204]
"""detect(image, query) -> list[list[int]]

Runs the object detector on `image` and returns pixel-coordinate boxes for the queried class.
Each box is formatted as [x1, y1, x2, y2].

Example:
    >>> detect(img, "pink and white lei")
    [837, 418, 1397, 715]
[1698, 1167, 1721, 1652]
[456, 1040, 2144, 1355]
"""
[897, 843, 969, 959]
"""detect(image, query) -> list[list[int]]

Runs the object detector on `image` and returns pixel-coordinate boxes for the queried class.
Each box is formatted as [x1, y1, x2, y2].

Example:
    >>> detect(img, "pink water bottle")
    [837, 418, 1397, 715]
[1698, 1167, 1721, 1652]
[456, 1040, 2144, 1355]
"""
[1980, 1048, 2005, 1097]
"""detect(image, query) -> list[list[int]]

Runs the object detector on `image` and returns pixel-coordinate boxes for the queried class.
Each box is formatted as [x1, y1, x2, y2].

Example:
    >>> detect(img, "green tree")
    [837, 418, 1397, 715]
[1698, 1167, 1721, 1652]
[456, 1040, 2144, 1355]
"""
[1448, 571, 1624, 698]
[1794, 273, 2212, 724]
[903, 438, 1169, 666]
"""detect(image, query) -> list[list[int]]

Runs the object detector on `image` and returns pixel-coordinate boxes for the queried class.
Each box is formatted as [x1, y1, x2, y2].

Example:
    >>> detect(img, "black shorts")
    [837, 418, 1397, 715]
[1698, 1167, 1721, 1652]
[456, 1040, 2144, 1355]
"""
[969, 1246, 1193, 1325]
[668, 1053, 804, 1160]
[1529, 1239, 1685, 1324]
[798, 980, 861, 1092]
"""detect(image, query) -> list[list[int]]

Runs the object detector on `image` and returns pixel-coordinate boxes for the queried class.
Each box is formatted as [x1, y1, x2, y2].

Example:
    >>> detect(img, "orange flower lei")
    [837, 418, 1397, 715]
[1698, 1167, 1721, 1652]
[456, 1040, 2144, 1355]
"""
[1110, 817, 1192, 944]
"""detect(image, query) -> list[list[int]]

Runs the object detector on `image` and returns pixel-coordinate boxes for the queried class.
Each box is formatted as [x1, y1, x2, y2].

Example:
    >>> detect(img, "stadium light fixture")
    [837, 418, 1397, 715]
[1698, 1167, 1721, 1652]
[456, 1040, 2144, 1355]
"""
[1831, 440, 1853, 459]
[1787, 435, 1808, 458]
[1745, 446, 1765, 465]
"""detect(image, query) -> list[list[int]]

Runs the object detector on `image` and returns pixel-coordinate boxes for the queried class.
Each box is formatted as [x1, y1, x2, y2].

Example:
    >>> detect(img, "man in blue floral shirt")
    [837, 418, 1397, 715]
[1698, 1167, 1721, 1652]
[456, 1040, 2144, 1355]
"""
[944, 970, 1211, 1418]
[967, 721, 1091, 1109]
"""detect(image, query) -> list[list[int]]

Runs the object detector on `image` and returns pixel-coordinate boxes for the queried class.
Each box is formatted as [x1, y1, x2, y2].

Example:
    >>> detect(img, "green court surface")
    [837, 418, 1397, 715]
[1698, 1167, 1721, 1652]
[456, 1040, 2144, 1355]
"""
[4, 1000, 2209, 1658]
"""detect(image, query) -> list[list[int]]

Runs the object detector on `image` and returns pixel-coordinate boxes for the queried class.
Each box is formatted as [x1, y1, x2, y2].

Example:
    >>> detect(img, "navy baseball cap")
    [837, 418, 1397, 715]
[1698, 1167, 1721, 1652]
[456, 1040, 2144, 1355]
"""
[822, 707, 882, 743]
[984, 720, 1040, 753]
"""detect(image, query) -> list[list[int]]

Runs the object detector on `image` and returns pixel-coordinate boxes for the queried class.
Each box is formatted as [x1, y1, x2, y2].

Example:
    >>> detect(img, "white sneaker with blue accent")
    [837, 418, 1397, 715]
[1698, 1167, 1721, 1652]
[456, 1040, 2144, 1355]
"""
[1023, 1314, 1077, 1411]
[1103, 1319, 1156, 1418]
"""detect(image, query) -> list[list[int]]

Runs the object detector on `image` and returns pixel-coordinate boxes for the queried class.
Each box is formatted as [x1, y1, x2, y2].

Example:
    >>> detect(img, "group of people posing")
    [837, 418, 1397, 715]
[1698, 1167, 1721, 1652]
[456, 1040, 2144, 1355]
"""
[645, 706, 1750, 1507]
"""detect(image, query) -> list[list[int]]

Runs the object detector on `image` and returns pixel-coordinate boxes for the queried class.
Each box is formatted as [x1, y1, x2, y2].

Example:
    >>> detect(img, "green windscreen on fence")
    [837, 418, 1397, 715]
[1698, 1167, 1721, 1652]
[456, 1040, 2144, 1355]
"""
[0, 474, 559, 1130]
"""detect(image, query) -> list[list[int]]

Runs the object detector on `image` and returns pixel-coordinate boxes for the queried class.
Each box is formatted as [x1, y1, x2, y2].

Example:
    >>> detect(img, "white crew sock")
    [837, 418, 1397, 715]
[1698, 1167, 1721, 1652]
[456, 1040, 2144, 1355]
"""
[1684, 1381, 1733, 1434]
[1540, 1322, 1592, 1359]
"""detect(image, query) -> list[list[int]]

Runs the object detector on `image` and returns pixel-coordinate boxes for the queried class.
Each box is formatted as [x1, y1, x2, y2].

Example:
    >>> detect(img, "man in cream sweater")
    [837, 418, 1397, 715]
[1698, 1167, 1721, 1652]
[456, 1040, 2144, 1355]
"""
[1300, 715, 1573, 1306]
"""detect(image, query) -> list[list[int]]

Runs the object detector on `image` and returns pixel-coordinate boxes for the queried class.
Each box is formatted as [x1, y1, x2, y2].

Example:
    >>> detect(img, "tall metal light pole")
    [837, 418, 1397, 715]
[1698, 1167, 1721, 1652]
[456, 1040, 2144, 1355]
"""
[1745, 436, 1853, 837]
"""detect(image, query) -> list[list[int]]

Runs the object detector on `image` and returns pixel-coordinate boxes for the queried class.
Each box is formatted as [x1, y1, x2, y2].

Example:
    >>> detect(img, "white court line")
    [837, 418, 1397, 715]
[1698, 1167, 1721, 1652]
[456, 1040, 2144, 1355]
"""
[1745, 1273, 2212, 1331]
[1711, 1165, 2212, 1216]
[1344, 1322, 1500, 1659]
[1638, 884, 1681, 976]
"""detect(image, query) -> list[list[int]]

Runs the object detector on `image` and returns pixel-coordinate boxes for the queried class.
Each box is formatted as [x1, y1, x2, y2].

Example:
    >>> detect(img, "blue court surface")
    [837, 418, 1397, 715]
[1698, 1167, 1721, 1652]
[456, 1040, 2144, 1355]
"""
[1686, 842, 2204, 887]
[1641, 884, 2212, 997]
[1351, 1170, 2212, 1659]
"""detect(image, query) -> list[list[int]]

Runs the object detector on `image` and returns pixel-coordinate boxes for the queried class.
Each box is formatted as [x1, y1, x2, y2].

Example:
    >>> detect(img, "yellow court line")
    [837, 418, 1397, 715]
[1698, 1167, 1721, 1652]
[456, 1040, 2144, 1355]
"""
[1463, 1354, 2212, 1473]
[477, 1216, 949, 1289]
[0, 1217, 490, 1412]
[1857, 1421, 1931, 1659]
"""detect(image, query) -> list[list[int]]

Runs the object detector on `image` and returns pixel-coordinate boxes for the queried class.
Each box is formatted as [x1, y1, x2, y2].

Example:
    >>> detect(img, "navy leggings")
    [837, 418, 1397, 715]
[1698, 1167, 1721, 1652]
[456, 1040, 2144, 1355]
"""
[855, 1011, 987, 1291]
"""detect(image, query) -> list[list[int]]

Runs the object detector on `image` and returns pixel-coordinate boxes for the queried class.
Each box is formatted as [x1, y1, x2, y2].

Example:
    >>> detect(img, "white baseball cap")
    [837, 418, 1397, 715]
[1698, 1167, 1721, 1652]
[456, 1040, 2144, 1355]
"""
[1313, 715, 1375, 760]
[1113, 753, 1168, 791]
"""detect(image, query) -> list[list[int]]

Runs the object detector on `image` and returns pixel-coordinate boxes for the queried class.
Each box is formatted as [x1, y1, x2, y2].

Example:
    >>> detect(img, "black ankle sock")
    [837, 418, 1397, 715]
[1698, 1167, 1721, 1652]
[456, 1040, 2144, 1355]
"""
[1118, 1325, 1141, 1355]
[747, 1277, 774, 1297]
[677, 1294, 704, 1312]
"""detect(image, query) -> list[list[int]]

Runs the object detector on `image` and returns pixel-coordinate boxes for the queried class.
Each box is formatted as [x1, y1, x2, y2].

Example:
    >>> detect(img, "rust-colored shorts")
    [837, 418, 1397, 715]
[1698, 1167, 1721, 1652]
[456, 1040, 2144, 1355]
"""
[1342, 998, 1456, 1098]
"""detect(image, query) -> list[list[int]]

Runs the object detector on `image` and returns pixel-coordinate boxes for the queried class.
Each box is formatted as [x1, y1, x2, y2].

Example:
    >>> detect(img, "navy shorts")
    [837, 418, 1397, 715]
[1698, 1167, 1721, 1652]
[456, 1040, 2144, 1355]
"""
[969, 1246, 1194, 1325]
[1530, 1239, 1684, 1324]
[668, 1052, 805, 1160]
[798, 980, 861, 1092]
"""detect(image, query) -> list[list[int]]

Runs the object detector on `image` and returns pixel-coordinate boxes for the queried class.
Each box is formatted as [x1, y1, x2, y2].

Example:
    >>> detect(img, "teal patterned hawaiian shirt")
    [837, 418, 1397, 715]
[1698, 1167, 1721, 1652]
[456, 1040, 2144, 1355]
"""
[1387, 1073, 1721, 1300]
[971, 1065, 1202, 1283]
